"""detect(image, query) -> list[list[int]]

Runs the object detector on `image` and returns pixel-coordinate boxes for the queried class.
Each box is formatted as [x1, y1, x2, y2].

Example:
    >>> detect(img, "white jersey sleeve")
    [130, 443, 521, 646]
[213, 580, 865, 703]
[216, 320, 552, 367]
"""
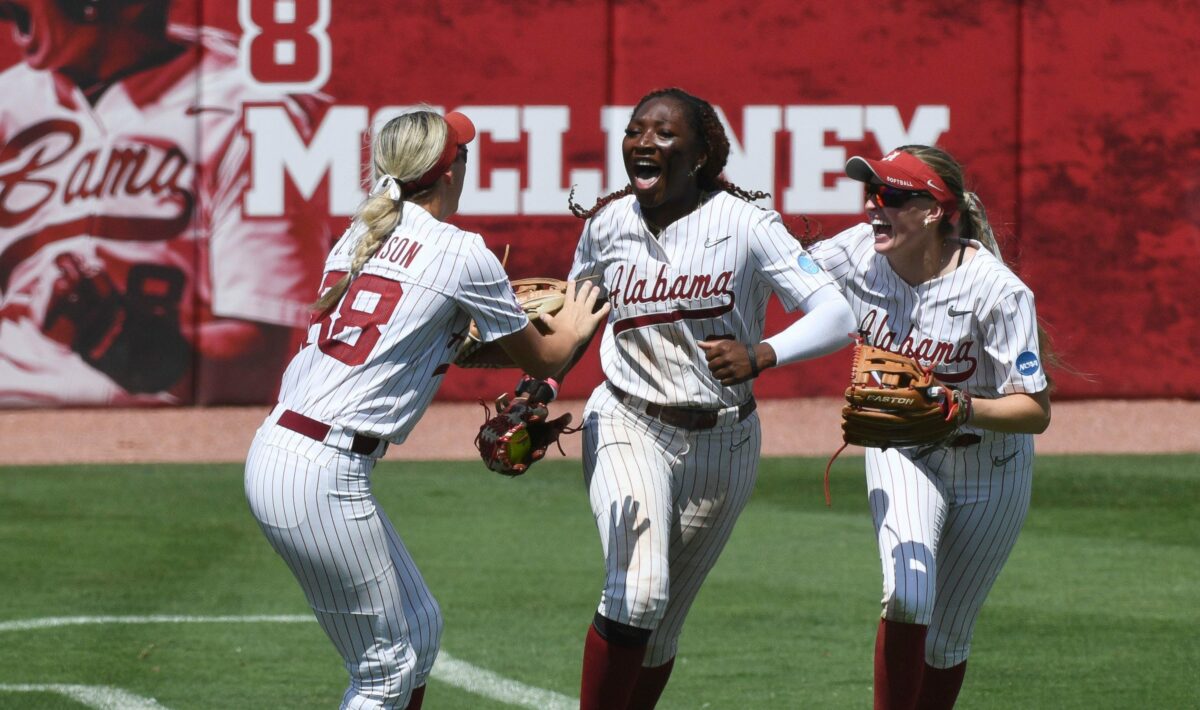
[978, 289, 1048, 395]
[567, 218, 607, 292]
[454, 242, 529, 342]
[749, 211, 836, 310]
[806, 223, 874, 290]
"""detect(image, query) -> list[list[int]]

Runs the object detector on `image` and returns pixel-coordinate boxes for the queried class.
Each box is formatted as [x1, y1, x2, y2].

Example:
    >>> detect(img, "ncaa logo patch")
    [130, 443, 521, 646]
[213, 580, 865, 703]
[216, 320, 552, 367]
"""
[797, 252, 820, 274]
[1016, 351, 1040, 376]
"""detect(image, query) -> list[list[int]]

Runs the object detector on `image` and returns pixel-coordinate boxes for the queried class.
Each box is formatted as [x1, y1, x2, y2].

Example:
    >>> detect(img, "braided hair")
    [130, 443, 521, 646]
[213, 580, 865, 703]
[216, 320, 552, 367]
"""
[313, 109, 448, 313]
[570, 88, 769, 219]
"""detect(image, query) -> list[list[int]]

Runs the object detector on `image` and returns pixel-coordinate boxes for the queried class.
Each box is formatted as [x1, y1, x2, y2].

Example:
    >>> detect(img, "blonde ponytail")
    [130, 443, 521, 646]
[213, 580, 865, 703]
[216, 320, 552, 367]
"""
[961, 191, 1001, 259]
[313, 190, 403, 312]
[900, 144, 1073, 388]
[311, 108, 452, 313]
[959, 186, 1065, 387]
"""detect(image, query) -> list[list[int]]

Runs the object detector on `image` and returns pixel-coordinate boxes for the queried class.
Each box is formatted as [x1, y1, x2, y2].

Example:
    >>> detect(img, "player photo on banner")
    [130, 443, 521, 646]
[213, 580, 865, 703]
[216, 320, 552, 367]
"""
[1, 0, 1193, 407]
[0, 0, 329, 406]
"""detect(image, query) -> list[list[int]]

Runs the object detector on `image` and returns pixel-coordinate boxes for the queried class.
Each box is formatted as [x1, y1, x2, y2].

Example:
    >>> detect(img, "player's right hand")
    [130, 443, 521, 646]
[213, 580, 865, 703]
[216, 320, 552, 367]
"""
[539, 279, 610, 345]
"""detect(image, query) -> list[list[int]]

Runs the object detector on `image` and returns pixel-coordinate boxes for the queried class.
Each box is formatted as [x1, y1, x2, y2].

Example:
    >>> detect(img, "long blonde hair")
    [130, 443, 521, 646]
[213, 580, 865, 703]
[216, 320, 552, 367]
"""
[313, 109, 450, 312]
[900, 144, 1066, 386]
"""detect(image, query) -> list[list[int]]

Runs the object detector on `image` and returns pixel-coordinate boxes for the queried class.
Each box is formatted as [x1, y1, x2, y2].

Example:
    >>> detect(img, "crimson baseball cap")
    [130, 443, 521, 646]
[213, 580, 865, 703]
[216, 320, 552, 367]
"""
[846, 149, 957, 217]
[402, 111, 477, 191]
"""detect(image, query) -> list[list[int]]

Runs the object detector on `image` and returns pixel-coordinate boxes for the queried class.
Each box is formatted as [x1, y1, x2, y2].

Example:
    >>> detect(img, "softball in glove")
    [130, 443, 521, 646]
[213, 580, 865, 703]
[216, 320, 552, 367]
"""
[475, 377, 572, 476]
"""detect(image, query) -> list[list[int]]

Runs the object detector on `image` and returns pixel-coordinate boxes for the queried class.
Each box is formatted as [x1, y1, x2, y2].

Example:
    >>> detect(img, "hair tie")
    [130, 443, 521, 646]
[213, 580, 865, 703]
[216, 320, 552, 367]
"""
[373, 174, 402, 202]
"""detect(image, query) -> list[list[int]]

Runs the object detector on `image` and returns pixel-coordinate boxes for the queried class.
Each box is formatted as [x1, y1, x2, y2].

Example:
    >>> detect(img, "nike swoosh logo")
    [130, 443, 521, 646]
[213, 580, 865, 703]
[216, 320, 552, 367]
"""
[729, 436, 752, 452]
[948, 307, 972, 317]
[704, 234, 733, 248]
[927, 179, 944, 193]
[992, 451, 1019, 466]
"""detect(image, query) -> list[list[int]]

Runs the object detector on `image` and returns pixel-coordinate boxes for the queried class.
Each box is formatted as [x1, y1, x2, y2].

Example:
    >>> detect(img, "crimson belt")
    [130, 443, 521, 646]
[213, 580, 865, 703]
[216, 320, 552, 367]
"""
[277, 409, 383, 456]
[608, 384, 755, 430]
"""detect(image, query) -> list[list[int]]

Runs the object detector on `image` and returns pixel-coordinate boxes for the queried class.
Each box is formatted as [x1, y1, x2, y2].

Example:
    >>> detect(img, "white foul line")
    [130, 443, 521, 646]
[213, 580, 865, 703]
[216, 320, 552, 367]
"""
[432, 652, 574, 710]
[0, 615, 312, 632]
[0, 684, 169, 709]
[0, 615, 576, 710]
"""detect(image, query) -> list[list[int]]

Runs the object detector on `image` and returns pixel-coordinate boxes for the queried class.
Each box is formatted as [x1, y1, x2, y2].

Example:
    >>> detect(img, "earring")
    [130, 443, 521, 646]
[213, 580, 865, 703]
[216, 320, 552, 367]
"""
[924, 216, 936, 226]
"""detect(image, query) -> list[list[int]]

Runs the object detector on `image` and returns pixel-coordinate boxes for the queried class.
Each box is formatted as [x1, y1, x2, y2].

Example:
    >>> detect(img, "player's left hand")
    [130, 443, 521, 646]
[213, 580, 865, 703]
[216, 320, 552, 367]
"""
[699, 337, 770, 386]
[474, 383, 573, 476]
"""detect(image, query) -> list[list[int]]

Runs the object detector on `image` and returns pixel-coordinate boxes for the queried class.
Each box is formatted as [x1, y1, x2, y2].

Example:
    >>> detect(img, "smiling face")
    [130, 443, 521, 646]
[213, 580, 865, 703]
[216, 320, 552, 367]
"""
[865, 186, 939, 258]
[622, 96, 706, 226]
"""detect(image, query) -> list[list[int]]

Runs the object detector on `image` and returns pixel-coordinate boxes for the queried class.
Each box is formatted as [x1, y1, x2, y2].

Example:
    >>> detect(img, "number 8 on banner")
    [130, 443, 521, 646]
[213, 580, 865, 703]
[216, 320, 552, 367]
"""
[238, 0, 331, 91]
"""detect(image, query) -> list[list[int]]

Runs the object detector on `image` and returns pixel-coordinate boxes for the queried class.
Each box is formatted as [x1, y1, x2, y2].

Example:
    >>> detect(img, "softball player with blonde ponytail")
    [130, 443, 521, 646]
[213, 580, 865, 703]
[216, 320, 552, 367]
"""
[809, 145, 1052, 710]
[244, 108, 608, 710]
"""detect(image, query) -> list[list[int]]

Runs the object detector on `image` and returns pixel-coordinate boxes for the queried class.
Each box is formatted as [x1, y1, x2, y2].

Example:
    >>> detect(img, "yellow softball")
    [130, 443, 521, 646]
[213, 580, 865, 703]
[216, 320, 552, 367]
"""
[506, 428, 532, 463]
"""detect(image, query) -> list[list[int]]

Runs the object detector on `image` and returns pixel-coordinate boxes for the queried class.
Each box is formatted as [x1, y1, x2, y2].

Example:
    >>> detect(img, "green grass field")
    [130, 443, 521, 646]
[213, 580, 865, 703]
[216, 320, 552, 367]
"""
[1, 455, 1196, 709]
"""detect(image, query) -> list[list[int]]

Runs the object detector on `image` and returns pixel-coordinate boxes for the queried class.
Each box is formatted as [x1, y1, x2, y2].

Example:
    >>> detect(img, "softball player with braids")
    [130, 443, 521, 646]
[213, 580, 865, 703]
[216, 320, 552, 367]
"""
[808, 146, 1052, 710]
[243, 109, 607, 710]
[566, 87, 856, 709]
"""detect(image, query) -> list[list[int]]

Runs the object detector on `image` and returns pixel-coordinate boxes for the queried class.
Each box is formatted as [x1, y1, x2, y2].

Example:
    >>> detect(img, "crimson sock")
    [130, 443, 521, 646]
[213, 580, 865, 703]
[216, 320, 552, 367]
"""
[915, 661, 967, 710]
[626, 657, 675, 710]
[403, 684, 426, 710]
[874, 619, 927, 710]
[580, 621, 650, 710]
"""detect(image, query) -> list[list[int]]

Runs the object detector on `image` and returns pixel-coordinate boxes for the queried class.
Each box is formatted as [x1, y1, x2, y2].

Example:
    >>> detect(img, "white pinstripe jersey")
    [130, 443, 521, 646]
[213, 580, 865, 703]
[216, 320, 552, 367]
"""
[569, 191, 835, 408]
[276, 203, 528, 444]
[809, 223, 1048, 408]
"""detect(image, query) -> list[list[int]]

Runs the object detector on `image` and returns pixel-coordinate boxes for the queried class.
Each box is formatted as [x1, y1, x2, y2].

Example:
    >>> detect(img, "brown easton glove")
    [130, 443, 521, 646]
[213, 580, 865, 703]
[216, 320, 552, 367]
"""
[824, 339, 972, 506]
[455, 277, 568, 369]
[841, 340, 972, 449]
[42, 254, 190, 393]
[474, 376, 574, 476]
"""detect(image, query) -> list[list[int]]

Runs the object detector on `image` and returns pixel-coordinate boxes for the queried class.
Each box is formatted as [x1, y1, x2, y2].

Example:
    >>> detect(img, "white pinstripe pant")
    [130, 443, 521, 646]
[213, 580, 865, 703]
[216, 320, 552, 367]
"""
[245, 428, 442, 709]
[866, 434, 1034, 668]
[582, 385, 762, 667]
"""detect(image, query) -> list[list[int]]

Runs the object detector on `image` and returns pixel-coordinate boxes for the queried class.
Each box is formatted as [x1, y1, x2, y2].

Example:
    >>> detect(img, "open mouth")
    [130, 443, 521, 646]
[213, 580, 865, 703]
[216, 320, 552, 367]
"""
[0, 2, 32, 40]
[631, 160, 661, 191]
[871, 218, 893, 237]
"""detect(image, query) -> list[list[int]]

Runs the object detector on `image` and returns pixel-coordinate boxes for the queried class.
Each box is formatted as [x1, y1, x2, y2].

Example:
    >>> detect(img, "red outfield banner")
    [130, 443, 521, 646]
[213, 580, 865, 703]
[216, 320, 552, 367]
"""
[0, 0, 1196, 406]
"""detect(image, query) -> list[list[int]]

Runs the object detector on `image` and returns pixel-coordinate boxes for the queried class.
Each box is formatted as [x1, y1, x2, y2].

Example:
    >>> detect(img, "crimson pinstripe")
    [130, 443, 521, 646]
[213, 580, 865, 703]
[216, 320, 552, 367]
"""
[811, 223, 1047, 669]
[276, 204, 526, 444]
[582, 385, 761, 666]
[570, 190, 833, 666]
[245, 202, 529, 708]
[571, 192, 834, 407]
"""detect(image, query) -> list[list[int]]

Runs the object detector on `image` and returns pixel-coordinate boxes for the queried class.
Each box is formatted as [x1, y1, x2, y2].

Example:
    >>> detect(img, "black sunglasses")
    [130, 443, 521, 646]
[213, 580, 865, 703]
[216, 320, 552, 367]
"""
[866, 183, 934, 208]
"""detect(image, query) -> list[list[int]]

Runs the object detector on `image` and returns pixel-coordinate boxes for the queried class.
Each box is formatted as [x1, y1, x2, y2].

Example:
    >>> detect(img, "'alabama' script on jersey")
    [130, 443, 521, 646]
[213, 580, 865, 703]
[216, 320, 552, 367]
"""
[570, 191, 834, 408]
[607, 264, 736, 335]
[857, 309, 978, 383]
[809, 223, 1047, 399]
